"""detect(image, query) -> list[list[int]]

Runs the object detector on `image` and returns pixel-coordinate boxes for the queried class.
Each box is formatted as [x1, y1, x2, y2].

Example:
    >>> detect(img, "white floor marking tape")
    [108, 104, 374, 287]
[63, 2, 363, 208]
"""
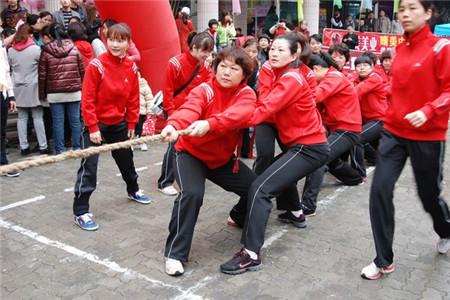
[0, 196, 46, 212]
[1, 167, 377, 298]
[154, 161, 163, 166]
[0, 218, 201, 298]
[262, 228, 289, 249]
[317, 166, 375, 209]
[173, 275, 219, 300]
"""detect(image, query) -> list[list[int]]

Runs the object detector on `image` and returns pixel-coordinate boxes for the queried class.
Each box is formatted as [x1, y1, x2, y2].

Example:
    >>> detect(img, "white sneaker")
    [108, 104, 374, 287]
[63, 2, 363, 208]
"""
[158, 185, 178, 196]
[140, 144, 148, 151]
[361, 262, 395, 280]
[437, 238, 450, 254]
[165, 258, 184, 276]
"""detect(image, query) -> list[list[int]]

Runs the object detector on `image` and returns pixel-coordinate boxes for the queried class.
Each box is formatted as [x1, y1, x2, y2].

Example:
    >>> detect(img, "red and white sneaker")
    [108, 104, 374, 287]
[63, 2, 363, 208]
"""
[226, 216, 240, 227]
[361, 262, 395, 280]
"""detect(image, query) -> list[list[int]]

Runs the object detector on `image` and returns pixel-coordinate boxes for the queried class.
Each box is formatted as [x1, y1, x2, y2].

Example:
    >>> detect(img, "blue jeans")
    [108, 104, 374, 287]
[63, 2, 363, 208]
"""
[50, 102, 81, 154]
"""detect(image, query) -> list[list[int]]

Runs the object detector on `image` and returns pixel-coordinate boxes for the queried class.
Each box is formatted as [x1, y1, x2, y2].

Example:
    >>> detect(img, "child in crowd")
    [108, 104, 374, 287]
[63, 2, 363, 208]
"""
[134, 70, 154, 151]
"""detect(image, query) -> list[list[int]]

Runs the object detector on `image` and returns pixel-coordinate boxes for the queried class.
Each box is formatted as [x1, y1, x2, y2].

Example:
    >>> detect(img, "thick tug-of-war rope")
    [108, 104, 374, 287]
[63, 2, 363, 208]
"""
[0, 129, 192, 175]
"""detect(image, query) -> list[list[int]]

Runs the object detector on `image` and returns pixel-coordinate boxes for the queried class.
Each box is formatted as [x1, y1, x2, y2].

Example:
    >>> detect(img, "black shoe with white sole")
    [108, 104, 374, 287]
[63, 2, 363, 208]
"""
[220, 248, 262, 275]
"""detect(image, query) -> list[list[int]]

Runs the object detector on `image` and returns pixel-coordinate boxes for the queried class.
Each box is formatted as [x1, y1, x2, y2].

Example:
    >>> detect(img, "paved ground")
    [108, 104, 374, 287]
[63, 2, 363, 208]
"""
[1, 136, 449, 300]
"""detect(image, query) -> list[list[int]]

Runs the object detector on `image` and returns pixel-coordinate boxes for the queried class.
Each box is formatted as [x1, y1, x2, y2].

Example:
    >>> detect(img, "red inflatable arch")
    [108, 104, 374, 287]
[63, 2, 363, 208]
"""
[94, 0, 180, 92]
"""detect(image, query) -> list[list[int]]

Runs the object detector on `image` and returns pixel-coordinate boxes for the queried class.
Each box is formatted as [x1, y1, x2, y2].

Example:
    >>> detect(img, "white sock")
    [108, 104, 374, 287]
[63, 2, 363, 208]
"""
[244, 248, 258, 260]
[291, 209, 303, 218]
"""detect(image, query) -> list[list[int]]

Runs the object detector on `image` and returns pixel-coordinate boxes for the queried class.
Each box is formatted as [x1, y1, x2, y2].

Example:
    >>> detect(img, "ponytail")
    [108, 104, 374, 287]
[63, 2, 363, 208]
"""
[49, 23, 69, 47]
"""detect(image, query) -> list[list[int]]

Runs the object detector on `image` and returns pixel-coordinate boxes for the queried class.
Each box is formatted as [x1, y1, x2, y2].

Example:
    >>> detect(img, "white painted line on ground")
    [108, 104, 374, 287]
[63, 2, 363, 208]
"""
[154, 161, 163, 166]
[173, 275, 218, 300]
[0, 218, 201, 298]
[116, 166, 148, 177]
[177, 167, 378, 296]
[317, 166, 375, 209]
[262, 228, 288, 249]
[0, 195, 46, 212]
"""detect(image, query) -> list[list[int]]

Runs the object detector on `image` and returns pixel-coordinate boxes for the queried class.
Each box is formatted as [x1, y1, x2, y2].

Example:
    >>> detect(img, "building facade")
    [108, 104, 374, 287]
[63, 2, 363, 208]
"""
[2, 0, 449, 36]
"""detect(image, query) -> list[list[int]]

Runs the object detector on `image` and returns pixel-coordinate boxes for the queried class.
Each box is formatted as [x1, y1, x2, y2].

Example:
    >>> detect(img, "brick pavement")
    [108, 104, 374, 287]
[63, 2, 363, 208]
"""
[0, 139, 449, 300]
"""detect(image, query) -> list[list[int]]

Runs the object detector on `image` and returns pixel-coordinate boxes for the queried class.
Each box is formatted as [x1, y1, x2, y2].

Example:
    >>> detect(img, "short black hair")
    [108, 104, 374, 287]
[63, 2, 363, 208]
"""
[310, 34, 322, 44]
[208, 19, 218, 28]
[243, 38, 259, 50]
[39, 11, 52, 19]
[328, 43, 350, 62]
[361, 51, 377, 65]
[258, 34, 270, 43]
[380, 50, 392, 63]
[354, 55, 373, 67]
[69, 16, 81, 24]
[68, 22, 88, 41]
[102, 18, 118, 28]
[26, 14, 40, 26]
[1, 27, 16, 39]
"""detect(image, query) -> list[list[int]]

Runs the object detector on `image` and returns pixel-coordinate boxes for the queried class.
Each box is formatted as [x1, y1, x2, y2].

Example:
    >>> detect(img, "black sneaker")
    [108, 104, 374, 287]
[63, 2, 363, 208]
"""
[31, 144, 40, 153]
[20, 148, 31, 156]
[277, 211, 307, 228]
[228, 208, 245, 228]
[220, 248, 262, 275]
[39, 148, 50, 155]
[302, 204, 316, 217]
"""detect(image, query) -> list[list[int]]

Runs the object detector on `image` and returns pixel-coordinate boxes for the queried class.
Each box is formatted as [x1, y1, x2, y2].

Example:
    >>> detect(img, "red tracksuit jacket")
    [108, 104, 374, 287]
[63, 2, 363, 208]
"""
[250, 65, 326, 146]
[82, 51, 139, 133]
[315, 67, 362, 133]
[163, 51, 211, 116]
[167, 78, 257, 169]
[384, 25, 450, 141]
[354, 71, 388, 123]
[374, 64, 388, 84]
[258, 61, 317, 123]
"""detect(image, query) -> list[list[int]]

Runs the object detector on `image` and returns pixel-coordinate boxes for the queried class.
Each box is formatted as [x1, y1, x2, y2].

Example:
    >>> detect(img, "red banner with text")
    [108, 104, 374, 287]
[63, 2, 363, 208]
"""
[323, 28, 404, 54]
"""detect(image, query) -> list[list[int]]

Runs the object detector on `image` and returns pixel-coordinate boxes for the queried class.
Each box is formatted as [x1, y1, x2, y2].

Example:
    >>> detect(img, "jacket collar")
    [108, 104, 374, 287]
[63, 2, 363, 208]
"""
[185, 50, 199, 65]
[211, 77, 245, 97]
[403, 25, 432, 47]
[105, 50, 128, 64]
[272, 62, 294, 78]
